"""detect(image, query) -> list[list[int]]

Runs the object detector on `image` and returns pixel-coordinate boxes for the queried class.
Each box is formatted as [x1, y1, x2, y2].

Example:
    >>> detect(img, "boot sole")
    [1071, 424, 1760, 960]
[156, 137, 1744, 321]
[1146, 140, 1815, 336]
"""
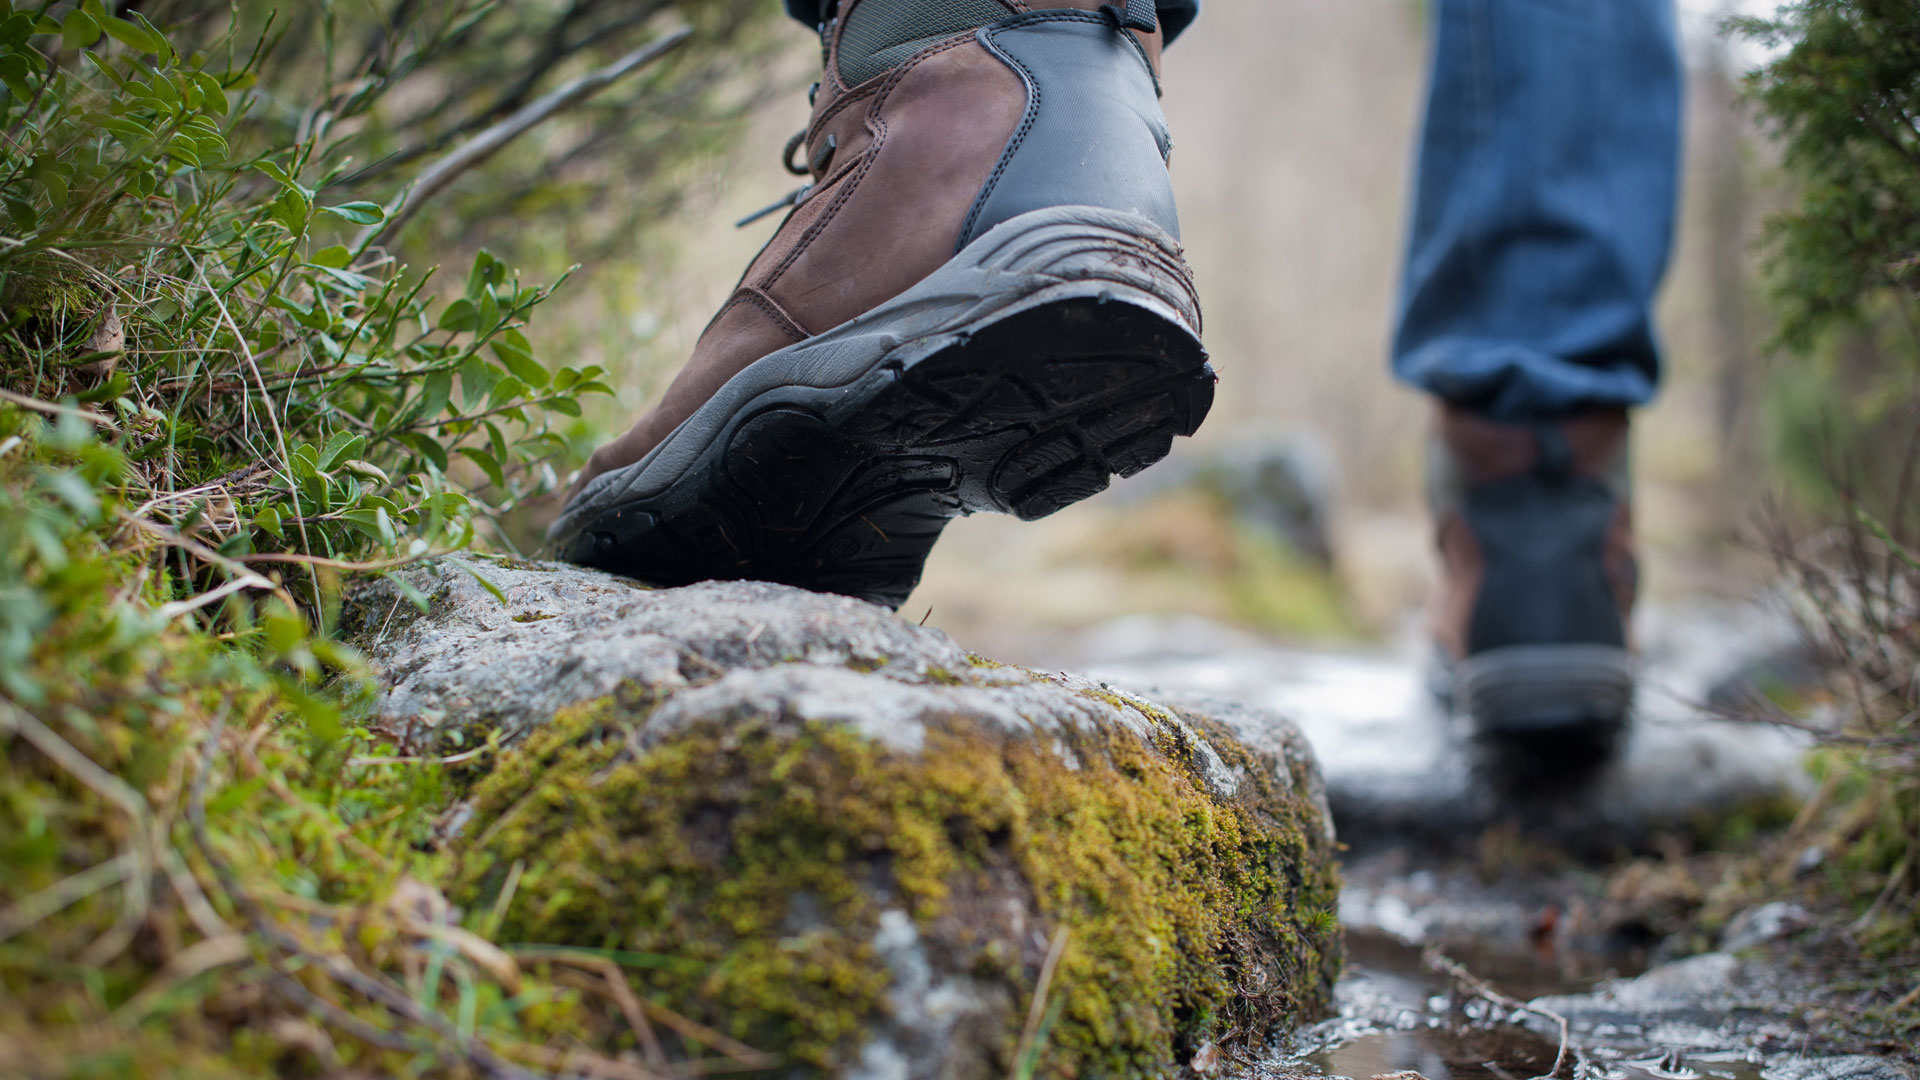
[1451, 643, 1635, 738]
[548, 206, 1213, 609]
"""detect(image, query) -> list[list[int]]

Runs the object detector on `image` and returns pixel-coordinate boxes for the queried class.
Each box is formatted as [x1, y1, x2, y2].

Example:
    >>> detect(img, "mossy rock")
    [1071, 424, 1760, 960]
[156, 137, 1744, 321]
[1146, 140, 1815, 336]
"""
[351, 561, 1343, 1077]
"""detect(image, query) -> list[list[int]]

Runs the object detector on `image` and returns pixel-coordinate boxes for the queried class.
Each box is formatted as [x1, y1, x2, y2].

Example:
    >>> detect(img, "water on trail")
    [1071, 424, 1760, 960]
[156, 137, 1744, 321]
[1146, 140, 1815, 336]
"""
[1271, 930, 1772, 1080]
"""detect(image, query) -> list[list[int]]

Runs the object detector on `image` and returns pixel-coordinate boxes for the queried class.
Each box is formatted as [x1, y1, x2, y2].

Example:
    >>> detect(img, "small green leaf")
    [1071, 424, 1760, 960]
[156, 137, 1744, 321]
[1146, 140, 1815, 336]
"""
[466, 250, 506, 299]
[438, 297, 477, 332]
[321, 200, 385, 225]
[147, 70, 181, 109]
[62, 9, 102, 50]
[310, 244, 352, 269]
[318, 430, 365, 471]
[380, 572, 432, 614]
[400, 432, 449, 473]
[192, 71, 228, 114]
[486, 376, 527, 410]
[340, 460, 391, 485]
[456, 447, 506, 489]
[489, 328, 547, 388]
[459, 355, 501, 409]
[446, 558, 509, 606]
[254, 505, 283, 537]
[100, 14, 164, 54]
[415, 368, 453, 423]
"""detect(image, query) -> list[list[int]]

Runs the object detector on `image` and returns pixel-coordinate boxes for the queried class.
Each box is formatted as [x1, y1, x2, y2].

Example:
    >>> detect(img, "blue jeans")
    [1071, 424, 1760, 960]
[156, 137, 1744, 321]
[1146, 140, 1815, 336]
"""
[779, 0, 1680, 421]
[1395, 0, 1682, 420]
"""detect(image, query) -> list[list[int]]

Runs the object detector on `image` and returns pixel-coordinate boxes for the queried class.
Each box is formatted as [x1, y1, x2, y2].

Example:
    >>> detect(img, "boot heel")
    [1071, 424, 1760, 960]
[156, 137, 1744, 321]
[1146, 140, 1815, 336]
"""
[1453, 643, 1635, 735]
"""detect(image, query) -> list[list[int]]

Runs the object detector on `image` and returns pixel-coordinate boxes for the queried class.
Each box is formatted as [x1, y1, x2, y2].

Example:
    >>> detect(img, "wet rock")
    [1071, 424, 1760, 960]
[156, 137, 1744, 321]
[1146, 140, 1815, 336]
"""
[1529, 953, 1913, 1071]
[1763, 1056, 1919, 1080]
[1721, 903, 1814, 953]
[1056, 603, 1813, 857]
[345, 559, 1342, 1079]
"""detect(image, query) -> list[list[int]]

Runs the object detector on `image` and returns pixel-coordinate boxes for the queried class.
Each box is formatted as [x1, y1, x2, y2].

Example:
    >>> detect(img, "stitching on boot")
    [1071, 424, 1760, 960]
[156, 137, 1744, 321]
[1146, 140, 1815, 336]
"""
[735, 290, 810, 342]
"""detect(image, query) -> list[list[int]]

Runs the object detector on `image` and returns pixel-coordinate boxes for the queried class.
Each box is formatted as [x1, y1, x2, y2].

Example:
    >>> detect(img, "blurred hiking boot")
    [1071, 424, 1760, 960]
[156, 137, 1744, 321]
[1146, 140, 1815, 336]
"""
[1427, 404, 1638, 738]
[549, 0, 1212, 609]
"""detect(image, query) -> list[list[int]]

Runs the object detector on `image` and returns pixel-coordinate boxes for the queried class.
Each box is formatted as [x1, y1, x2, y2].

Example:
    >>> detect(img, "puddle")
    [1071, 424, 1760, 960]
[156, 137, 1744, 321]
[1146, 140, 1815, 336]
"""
[1245, 932, 1768, 1080]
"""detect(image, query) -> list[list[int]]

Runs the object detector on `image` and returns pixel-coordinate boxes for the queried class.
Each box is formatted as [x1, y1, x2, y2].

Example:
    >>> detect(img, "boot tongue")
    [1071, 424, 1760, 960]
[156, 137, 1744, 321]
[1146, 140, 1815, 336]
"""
[1532, 424, 1575, 482]
[836, 0, 1021, 87]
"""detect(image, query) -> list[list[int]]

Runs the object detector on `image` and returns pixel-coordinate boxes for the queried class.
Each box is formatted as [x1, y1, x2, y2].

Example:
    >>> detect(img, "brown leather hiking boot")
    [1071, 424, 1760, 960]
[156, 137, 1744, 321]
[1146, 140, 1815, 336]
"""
[1427, 403, 1639, 737]
[549, 0, 1213, 609]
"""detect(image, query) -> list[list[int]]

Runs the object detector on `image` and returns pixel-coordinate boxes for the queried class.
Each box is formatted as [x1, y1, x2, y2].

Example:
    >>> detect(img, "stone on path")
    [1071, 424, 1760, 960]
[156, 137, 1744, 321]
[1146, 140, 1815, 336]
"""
[342, 559, 1343, 1080]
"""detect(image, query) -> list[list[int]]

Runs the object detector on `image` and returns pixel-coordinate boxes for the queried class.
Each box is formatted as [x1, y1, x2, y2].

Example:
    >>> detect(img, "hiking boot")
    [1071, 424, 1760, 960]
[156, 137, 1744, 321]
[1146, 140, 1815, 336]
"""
[548, 0, 1213, 609]
[1427, 404, 1638, 737]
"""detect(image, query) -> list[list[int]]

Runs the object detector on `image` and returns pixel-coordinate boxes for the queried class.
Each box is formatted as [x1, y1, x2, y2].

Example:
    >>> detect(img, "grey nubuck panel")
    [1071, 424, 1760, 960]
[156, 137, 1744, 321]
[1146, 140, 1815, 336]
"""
[959, 11, 1180, 252]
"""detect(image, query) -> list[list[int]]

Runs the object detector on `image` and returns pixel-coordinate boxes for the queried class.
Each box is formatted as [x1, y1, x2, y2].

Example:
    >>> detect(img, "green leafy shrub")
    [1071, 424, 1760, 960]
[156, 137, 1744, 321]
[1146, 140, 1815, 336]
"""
[1712, 2, 1920, 1047]
[0, 1, 784, 1075]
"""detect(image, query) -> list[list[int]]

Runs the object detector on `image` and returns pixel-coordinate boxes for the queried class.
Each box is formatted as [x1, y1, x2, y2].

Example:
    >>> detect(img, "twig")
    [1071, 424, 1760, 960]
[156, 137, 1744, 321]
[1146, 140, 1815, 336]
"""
[602, 965, 674, 1078]
[1427, 949, 1573, 1080]
[358, 24, 691, 250]
[525, 948, 772, 1070]
[0, 387, 120, 430]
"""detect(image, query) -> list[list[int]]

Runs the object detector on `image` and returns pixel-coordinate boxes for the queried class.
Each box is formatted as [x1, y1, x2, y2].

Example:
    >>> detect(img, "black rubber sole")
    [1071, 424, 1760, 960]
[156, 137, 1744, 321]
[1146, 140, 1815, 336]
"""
[558, 295, 1213, 608]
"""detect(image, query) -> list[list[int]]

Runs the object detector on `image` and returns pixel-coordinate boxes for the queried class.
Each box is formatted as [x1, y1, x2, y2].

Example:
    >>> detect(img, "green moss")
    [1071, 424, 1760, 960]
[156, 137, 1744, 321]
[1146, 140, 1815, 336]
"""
[452, 686, 1342, 1077]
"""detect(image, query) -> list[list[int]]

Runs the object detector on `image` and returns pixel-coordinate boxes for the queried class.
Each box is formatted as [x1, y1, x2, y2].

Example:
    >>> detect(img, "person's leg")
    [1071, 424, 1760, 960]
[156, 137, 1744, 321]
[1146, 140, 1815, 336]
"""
[1399, 0, 1683, 739]
[1395, 0, 1681, 419]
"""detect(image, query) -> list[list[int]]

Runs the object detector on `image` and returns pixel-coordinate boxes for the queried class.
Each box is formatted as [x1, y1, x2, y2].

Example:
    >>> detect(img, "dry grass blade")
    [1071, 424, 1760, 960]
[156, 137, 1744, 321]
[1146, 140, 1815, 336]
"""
[111, 933, 250, 1026]
[1010, 925, 1072, 1080]
[0, 852, 135, 944]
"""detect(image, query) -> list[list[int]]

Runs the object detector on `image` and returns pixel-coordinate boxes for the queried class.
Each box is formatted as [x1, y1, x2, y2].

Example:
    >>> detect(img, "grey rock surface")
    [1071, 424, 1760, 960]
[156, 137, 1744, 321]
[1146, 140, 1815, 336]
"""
[342, 557, 1341, 1079]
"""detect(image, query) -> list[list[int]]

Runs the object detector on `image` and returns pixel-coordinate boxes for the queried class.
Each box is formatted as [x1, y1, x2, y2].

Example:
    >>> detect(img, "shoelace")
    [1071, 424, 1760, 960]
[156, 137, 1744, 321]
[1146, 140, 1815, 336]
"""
[736, 80, 832, 228]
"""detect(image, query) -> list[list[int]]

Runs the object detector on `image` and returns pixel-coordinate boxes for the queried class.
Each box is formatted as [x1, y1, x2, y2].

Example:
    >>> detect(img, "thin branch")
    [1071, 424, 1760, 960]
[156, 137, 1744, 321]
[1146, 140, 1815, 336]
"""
[1428, 949, 1573, 1080]
[357, 24, 690, 250]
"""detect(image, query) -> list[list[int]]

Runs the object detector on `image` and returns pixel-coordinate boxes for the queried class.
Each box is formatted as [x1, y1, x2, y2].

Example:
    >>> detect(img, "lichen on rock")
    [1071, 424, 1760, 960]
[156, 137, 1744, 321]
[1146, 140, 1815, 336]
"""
[349, 559, 1343, 1077]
